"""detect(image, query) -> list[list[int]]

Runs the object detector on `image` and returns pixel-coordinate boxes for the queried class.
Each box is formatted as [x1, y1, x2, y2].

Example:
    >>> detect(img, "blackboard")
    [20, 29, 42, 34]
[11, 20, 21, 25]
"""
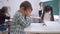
[43, 0, 59, 15]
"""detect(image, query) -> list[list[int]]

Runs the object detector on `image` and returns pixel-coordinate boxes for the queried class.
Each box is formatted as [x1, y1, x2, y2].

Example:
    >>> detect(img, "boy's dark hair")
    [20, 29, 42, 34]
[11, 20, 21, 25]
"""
[20, 1, 32, 11]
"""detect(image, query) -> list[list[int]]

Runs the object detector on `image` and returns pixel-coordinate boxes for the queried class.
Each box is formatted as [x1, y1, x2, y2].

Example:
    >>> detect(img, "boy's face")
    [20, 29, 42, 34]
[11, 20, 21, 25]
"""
[25, 9, 32, 16]
[20, 7, 32, 16]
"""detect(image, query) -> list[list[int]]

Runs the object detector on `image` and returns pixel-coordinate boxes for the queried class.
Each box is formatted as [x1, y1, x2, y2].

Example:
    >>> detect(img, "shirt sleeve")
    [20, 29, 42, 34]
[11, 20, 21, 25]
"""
[19, 16, 31, 28]
[3, 14, 10, 19]
[12, 12, 31, 28]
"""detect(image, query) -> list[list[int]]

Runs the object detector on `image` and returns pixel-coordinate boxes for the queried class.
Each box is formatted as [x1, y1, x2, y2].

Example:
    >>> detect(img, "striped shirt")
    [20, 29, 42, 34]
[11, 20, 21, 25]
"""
[10, 11, 31, 34]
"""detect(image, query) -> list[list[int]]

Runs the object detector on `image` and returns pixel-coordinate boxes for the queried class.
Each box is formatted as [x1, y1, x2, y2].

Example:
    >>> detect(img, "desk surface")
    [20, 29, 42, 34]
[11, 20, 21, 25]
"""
[24, 21, 60, 33]
[30, 15, 59, 19]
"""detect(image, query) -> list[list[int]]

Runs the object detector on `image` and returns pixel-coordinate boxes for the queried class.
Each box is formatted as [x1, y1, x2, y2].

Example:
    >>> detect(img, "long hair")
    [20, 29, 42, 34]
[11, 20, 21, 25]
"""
[41, 6, 54, 21]
[0, 9, 1, 11]
[0, 6, 8, 14]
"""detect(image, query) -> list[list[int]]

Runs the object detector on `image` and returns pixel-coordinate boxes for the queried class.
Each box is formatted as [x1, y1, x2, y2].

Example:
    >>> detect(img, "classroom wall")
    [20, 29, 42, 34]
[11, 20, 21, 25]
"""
[0, 0, 39, 17]
[0, 0, 28, 18]
[0, 0, 59, 18]
[0, 0, 53, 18]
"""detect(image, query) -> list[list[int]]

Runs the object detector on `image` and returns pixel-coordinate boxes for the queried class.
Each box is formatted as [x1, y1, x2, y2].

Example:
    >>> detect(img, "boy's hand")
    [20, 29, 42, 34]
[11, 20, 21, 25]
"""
[24, 9, 32, 16]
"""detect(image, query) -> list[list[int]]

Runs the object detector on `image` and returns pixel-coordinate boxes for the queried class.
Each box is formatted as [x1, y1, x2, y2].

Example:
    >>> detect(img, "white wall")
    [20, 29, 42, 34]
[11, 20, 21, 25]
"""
[0, 0, 41, 17]
[0, 0, 21, 18]
[0, 0, 52, 18]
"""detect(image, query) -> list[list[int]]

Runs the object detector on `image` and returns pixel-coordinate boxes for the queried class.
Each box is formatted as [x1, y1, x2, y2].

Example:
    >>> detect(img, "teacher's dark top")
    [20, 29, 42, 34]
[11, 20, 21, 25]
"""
[0, 14, 10, 25]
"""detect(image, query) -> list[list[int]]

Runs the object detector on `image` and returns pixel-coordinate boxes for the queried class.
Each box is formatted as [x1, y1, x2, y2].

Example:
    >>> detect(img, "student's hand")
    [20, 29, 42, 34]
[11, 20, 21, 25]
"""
[25, 11, 31, 16]
[25, 9, 32, 16]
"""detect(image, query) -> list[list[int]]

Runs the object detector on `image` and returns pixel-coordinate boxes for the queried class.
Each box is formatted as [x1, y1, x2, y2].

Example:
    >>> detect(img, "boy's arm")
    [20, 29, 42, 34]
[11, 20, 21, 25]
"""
[19, 16, 31, 28]
[12, 14, 31, 28]
[3, 14, 10, 19]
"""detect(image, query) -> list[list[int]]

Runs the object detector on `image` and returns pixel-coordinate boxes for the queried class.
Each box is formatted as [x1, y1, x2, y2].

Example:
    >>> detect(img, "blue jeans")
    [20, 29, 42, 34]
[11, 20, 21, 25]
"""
[0, 25, 6, 31]
[39, 10, 42, 17]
